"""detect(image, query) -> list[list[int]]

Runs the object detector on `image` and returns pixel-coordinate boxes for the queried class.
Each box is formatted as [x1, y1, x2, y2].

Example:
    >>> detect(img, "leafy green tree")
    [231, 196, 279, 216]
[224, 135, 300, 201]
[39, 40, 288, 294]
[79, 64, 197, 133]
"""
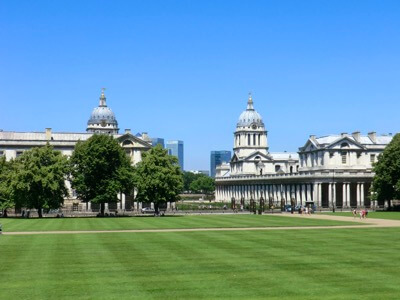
[189, 175, 215, 195]
[133, 144, 183, 214]
[183, 171, 198, 192]
[9, 144, 69, 218]
[0, 157, 13, 217]
[372, 133, 400, 207]
[69, 134, 135, 216]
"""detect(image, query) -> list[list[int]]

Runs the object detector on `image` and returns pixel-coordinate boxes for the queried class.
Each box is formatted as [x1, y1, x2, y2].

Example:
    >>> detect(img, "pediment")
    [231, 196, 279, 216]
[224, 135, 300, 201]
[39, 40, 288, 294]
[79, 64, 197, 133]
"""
[300, 139, 319, 152]
[117, 133, 152, 149]
[326, 137, 365, 150]
[244, 151, 273, 162]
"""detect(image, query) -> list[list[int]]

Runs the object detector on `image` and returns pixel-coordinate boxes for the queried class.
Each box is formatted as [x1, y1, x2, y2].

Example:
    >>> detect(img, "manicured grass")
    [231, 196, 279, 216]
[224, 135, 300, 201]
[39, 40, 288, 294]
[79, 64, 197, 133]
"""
[323, 211, 400, 220]
[1, 228, 400, 299]
[0, 214, 360, 232]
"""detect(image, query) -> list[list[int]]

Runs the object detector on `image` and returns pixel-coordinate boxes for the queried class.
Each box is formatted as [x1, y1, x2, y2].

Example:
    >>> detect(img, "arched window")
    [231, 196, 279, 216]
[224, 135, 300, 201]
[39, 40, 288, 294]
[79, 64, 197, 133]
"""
[123, 140, 133, 146]
[341, 142, 350, 148]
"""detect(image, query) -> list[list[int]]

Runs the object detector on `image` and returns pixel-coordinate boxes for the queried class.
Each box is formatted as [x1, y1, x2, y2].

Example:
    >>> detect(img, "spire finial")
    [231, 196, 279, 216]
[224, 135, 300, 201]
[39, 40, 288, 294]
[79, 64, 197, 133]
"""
[247, 92, 254, 110]
[99, 88, 107, 106]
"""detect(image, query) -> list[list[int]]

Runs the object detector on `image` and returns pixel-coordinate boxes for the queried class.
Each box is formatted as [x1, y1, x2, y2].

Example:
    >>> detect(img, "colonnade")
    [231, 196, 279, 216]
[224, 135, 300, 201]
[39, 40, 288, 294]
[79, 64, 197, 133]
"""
[215, 181, 372, 208]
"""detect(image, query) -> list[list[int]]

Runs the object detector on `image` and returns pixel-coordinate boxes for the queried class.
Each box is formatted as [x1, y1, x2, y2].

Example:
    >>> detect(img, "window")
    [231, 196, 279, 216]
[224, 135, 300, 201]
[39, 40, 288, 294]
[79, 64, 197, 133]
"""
[330, 152, 334, 158]
[258, 134, 261, 145]
[290, 166, 293, 174]
[275, 165, 281, 172]
[248, 134, 250, 145]
[0, 150, 4, 157]
[370, 154, 376, 163]
[341, 152, 347, 164]
[16, 151, 23, 157]
[253, 134, 256, 146]
[72, 203, 79, 212]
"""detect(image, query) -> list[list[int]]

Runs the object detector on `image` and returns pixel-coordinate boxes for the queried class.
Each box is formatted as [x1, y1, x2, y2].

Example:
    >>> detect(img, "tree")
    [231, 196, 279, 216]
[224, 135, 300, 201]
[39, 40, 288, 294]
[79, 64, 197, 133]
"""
[189, 175, 215, 195]
[183, 171, 198, 192]
[372, 133, 400, 208]
[9, 144, 69, 218]
[69, 134, 135, 216]
[0, 157, 13, 217]
[133, 144, 183, 215]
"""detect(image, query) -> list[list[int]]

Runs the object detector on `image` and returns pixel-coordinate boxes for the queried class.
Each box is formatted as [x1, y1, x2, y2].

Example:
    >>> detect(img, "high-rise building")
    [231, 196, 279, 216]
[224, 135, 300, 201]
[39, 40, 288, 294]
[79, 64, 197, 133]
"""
[166, 140, 184, 170]
[151, 137, 165, 148]
[210, 150, 231, 177]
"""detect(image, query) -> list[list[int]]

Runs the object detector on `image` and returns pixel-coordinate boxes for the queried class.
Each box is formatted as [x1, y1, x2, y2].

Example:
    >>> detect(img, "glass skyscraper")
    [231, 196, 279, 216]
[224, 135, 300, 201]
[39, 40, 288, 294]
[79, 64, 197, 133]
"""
[166, 140, 184, 171]
[210, 150, 231, 177]
[151, 137, 165, 148]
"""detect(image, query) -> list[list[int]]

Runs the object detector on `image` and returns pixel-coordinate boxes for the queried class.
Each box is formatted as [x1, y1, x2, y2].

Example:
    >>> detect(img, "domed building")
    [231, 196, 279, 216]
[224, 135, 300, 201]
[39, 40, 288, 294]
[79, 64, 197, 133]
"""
[87, 89, 119, 134]
[229, 93, 298, 176]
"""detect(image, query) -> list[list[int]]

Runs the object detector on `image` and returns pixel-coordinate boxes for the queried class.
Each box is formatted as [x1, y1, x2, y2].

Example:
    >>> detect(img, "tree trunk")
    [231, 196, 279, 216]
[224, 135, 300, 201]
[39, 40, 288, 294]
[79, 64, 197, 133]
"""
[2, 209, 7, 218]
[100, 203, 105, 216]
[38, 208, 43, 218]
[154, 202, 159, 216]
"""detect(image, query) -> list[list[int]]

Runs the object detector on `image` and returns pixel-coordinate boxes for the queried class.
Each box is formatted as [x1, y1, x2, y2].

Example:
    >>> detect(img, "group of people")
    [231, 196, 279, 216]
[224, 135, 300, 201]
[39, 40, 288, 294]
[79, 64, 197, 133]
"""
[298, 206, 313, 215]
[352, 208, 368, 219]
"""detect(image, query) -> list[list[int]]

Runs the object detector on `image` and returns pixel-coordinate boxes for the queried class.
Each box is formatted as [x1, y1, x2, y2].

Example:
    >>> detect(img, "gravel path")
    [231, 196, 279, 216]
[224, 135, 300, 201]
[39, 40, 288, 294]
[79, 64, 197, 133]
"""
[2, 214, 400, 236]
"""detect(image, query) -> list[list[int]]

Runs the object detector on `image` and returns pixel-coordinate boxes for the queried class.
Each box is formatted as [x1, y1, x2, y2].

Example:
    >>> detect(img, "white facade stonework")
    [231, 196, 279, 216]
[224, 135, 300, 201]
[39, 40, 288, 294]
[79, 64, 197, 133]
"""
[215, 95, 395, 209]
[0, 91, 152, 212]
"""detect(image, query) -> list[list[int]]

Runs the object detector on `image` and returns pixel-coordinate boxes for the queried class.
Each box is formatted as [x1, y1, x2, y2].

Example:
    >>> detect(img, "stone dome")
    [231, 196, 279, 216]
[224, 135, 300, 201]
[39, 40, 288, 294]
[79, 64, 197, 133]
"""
[87, 91, 118, 126]
[237, 94, 264, 127]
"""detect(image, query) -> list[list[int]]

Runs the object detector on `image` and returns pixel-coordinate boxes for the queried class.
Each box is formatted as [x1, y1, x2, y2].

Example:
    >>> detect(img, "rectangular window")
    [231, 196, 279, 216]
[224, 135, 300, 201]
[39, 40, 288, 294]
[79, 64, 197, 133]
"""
[258, 134, 261, 145]
[72, 203, 79, 211]
[341, 152, 347, 164]
[330, 152, 334, 158]
[16, 151, 23, 157]
[370, 154, 376, 163]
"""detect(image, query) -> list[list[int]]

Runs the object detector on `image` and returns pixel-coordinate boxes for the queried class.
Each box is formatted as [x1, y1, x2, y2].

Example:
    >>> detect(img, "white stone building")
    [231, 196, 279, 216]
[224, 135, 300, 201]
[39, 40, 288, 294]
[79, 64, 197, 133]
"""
[215, 95, 394, 209]
[0, 90, 153, 212]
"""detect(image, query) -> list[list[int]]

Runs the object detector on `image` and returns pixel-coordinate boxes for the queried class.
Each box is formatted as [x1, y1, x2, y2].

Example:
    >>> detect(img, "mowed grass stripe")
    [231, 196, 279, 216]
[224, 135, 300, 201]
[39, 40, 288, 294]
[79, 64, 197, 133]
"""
[0, 214, 360, 232]
[1, 228, 400, 299]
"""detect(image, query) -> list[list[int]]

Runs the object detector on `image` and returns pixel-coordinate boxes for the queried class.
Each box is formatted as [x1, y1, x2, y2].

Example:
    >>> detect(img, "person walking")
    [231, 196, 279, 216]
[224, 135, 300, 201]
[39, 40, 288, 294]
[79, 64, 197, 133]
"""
[352, 209, 357, 218]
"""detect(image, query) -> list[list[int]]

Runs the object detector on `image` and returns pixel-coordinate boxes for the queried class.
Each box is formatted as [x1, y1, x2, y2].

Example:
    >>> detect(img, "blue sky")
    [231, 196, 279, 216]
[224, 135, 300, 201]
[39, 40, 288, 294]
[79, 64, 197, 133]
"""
[1, 1, 400, 171]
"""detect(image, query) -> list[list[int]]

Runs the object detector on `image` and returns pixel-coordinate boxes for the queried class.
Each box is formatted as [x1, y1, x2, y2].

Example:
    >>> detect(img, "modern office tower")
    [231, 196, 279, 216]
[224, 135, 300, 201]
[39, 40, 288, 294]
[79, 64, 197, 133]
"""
[166, 140, 184, 170]
[210, 150, 231, 177]
[151, 137, 165, 148]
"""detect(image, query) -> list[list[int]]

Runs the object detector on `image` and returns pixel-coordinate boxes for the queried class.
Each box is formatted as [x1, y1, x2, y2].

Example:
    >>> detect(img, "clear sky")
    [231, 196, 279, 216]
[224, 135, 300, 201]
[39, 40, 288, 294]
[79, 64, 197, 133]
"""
[1, 1, 400, 171]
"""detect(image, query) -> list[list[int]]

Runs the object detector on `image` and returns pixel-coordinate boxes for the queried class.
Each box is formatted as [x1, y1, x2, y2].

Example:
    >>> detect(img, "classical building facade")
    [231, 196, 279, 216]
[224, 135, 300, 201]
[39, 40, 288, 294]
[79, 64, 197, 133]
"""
[215, 95, 394, 209]
[0, 90, 154, 212]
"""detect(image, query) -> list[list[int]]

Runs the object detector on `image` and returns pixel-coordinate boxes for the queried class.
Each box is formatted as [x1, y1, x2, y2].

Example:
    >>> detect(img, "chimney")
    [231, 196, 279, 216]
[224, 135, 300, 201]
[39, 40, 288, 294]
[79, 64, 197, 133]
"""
[352, 131, 361, 143]
[368, 131, 377, 143]
[45, 128, 52, 141]
[141, 132, 150, 141]
[310, 135, 316, 140]
[125, 129, 131, 134]
[341, 132, 348, 137]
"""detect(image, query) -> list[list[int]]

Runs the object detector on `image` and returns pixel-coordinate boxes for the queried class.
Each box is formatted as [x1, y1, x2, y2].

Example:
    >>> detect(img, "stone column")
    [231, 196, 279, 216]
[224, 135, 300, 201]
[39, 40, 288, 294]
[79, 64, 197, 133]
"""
[121, 193, 126, 211]
[360, 183, 365, 207]
[301, 184, 306, 204]
[357, 183, 361, 207]
[318, 183, 322, 207]
[105, 203, 109, 211]
[332, 183, 336, 208]
[347, 183, 351, 208]
[88, 201, 92, 212]
[343, 183, 347, 207]
[296, 185, 301, 205]
[328, 183, 332, 208]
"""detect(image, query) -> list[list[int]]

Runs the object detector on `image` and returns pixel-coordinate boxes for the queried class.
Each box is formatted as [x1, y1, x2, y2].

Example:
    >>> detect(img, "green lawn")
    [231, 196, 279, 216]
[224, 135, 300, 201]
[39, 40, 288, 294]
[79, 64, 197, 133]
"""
[0, 214, 360, 232]
[1, 228, 400, 299]
[323, 211, 400, 220]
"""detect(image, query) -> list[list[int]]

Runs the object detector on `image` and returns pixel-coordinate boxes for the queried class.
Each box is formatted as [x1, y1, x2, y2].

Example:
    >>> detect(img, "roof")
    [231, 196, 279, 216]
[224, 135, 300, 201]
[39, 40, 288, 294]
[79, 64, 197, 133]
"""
[270, 152, 299, 160]
[314, 134, 393, 147]
[0, 131, 124, 142]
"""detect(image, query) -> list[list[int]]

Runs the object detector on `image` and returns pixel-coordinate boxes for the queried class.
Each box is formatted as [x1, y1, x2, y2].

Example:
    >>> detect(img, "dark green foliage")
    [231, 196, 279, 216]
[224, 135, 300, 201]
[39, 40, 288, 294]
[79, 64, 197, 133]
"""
[0, 157, 13, 216]
[69, 134, 135, 215]
[189, 175, 215, 194]
[133, 144, 183, 214]
[9, 144, 69, 217]
[372, 134, 400, 206]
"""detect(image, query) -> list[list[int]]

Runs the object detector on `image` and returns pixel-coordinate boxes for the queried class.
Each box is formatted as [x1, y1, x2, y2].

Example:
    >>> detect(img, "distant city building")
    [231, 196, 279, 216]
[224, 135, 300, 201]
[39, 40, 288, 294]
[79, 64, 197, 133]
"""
[188, 170, 209, 176]
[151, 137, 165, 148]
[210, 150, 231, 177]
[166, 140, 184, 170]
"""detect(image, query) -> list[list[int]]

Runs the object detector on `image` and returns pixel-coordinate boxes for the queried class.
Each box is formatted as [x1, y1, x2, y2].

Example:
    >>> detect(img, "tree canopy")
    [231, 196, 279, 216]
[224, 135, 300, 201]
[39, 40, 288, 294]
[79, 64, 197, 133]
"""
[0, 157, 13, 216]
[189, 175, 215, 195]
[372, 133, 400, 207]
[69, 134, 135, 216]
[133, 144, 183, 214]
[9, 144, 69, 217]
